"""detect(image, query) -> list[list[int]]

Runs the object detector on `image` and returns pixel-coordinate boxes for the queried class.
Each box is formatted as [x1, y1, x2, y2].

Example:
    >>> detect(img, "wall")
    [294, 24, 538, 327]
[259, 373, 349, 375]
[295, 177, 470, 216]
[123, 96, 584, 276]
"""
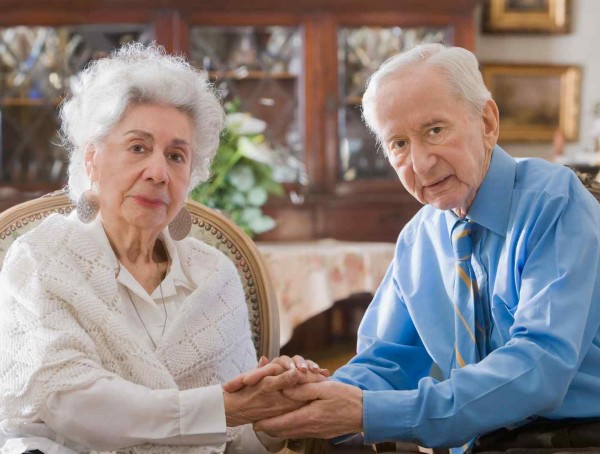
[475, 0, 600, 159]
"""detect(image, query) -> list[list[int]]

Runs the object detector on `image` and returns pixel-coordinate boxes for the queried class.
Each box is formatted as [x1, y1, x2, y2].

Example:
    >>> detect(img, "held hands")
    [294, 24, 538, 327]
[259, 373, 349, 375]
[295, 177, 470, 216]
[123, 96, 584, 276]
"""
[223, 355, 363, 439]
[223, 361, 303, 427]
[255, 380, 364, 439]
[223, 355, 330, 393]
[222, 355, 330, 427]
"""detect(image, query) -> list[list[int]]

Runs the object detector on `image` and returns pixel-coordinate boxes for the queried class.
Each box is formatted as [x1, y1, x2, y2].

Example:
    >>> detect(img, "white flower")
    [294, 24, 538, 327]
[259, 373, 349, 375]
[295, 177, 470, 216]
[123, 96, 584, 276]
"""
[228, 164, 255, 191]
[237, 136, 274, 164]
[225, 112, 266, 135]
[248, 215, 277, 234]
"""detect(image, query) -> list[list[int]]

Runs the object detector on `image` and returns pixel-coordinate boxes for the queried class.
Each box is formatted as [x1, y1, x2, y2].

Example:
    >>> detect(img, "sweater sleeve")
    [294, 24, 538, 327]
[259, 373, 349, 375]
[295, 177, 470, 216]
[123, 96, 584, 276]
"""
[39, 377, 227, 451]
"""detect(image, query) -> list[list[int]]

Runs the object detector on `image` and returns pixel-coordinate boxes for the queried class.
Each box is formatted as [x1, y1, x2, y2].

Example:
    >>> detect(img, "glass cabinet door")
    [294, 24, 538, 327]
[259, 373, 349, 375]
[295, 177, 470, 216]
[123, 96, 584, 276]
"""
[0, 24, 152, 190]
[188, 25, 305, 184]
[337, 26, 454, 182]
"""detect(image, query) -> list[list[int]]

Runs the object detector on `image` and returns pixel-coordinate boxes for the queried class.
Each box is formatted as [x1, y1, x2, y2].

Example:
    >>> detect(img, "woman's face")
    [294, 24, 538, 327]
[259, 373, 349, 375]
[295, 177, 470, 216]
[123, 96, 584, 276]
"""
[87, 103, 194, 234]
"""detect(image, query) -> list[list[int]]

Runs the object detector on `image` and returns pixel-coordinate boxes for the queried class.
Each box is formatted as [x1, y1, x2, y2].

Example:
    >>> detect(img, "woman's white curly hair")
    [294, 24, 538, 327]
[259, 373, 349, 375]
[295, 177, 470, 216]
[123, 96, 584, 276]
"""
[60, 42, 224, 201]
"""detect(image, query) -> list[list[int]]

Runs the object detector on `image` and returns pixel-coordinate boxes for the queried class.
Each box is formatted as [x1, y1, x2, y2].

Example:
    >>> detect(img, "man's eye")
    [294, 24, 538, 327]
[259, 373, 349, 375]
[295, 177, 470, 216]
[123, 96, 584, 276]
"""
[391, 139, 408, 151]
[427, 126, 445, 142]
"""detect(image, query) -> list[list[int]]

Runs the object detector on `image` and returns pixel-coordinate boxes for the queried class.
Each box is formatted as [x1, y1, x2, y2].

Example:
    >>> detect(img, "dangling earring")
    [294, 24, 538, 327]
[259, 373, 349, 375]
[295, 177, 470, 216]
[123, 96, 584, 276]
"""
[76, 182, 100, 224]
[168, 206, 192, 241]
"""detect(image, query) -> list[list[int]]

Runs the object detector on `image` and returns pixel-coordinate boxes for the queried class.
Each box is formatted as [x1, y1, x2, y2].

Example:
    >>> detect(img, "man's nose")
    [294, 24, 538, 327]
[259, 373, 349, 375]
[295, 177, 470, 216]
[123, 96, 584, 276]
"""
[411, 143, 436, 176]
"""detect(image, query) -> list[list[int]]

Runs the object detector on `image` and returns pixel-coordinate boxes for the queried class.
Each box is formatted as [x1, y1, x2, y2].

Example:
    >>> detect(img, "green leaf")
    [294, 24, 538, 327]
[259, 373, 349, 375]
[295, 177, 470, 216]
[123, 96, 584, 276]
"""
[246, 186, 268, 206]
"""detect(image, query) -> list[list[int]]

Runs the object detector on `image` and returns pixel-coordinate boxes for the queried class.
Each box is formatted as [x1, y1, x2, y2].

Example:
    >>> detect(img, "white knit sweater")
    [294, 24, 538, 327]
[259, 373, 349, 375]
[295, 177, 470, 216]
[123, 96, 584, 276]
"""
[0, 213, 258, 453]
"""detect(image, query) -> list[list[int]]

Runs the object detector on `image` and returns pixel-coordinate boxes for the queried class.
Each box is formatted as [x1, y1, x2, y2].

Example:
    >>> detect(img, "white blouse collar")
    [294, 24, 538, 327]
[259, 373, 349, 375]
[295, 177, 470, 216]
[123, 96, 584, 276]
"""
[83, 215, 194, 302]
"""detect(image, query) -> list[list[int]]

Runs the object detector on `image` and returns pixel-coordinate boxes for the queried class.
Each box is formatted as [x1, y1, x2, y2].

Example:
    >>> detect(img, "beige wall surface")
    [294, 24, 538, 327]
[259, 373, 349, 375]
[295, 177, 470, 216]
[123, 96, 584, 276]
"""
[476, 0, 600, 159]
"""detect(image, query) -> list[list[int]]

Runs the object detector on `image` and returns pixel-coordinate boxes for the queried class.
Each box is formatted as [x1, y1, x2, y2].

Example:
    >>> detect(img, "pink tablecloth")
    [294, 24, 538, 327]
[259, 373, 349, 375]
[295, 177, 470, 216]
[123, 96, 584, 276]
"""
[257, 239, 395, 345]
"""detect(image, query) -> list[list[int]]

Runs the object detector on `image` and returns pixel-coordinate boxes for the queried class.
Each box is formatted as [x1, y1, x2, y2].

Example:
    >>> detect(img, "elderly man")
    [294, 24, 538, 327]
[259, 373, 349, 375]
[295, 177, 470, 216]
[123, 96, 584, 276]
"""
[227, 44, 600, 453]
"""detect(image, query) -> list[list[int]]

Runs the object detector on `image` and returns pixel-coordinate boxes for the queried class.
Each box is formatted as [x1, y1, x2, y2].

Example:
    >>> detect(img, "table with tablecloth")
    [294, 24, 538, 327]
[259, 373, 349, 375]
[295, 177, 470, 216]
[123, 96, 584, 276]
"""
[257, 239, 396, 346]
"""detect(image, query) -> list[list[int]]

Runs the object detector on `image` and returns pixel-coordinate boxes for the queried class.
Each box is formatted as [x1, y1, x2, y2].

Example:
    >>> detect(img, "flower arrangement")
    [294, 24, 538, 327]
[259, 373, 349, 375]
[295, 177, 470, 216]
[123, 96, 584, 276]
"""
[191, 102, 284, 237]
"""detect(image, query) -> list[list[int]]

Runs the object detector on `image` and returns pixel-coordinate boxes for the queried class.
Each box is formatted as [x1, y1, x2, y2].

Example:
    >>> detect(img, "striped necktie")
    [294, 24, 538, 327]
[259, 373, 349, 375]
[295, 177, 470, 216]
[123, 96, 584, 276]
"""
[450, 219, 485, 454]
[451, 219, 480, 369]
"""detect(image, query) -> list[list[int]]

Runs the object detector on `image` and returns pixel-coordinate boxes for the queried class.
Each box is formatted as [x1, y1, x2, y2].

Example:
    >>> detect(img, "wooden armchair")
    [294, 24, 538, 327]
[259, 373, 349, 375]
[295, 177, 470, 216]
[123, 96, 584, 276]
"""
[0, 189, 326, 454]
[575, 170, 600, 202]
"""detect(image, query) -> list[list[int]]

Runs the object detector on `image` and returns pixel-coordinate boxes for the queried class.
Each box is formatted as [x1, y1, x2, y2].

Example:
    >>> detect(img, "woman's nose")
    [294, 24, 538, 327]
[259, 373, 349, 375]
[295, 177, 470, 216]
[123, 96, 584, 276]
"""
[143, 153, 169, 183]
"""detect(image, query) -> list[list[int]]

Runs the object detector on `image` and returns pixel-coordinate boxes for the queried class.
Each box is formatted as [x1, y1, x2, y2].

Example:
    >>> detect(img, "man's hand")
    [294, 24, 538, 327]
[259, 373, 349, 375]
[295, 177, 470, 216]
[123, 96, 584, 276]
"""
[223, 355, 329, 393]
[253, 381, 363, 439]
[224, 366, 308, 427]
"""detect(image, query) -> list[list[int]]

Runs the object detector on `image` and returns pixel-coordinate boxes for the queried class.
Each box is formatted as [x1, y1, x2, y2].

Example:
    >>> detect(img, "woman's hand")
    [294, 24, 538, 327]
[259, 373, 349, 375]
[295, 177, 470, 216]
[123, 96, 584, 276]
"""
[223, 366, 305, 427]
[223, 355, 329, 393]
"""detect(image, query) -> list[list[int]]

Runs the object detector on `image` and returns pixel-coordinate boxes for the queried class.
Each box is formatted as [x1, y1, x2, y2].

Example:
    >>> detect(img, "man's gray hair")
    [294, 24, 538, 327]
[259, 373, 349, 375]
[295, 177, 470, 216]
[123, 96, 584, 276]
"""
[362, 43, 491, 143]
[60, 42, 224, 202]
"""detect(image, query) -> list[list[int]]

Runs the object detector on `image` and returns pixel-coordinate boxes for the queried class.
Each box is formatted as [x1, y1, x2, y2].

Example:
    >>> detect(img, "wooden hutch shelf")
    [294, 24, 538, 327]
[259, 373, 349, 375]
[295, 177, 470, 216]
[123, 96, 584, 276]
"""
[0, 0, 479, 241]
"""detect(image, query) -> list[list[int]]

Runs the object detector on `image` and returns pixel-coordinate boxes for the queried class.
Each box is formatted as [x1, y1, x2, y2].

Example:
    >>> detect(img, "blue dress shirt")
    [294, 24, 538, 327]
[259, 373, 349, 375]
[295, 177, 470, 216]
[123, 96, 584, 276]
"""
[333, 146, 600, 449]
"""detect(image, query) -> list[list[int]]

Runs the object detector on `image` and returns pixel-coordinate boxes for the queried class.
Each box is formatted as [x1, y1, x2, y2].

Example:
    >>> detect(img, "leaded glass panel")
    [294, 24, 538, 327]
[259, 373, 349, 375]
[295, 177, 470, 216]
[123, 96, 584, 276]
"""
[189, 26, 305, 183]
[338, 26, 454, 182]
[0, 24, 152, 187]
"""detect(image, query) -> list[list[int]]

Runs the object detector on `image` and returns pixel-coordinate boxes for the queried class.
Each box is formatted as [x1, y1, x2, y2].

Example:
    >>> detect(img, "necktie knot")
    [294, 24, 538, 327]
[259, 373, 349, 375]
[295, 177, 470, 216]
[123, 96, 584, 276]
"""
[452, 220, 473, 261]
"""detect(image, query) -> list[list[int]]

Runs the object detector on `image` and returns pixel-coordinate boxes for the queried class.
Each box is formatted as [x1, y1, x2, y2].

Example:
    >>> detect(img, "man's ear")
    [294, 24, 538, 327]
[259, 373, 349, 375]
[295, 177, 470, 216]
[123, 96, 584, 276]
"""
[482, 99, 500, 151]
[84, 145, 97, 181]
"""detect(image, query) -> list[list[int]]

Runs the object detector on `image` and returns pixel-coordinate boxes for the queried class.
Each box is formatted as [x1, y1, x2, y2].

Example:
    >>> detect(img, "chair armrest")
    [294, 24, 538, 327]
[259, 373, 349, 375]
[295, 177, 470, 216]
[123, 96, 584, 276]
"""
[374, 442, 450, 453]
[286, 438, 329, 453]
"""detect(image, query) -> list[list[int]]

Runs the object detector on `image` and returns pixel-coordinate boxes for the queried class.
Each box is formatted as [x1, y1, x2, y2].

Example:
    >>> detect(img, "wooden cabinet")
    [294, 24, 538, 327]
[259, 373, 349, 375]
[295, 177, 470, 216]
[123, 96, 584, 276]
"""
[0, 0, 478, 241]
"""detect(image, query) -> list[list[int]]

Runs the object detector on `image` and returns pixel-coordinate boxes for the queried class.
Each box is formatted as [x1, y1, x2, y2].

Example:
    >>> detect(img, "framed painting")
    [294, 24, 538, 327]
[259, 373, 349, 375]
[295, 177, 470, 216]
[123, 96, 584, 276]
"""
[481, 64, 581, 141]
[483, 0, 571, 33]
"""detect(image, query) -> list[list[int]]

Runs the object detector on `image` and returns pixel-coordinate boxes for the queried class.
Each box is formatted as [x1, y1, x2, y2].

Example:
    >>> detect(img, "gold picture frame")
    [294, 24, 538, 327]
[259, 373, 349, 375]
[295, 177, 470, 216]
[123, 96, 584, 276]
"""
[481, 64, 581, 142]
[483, 0, 571, 33]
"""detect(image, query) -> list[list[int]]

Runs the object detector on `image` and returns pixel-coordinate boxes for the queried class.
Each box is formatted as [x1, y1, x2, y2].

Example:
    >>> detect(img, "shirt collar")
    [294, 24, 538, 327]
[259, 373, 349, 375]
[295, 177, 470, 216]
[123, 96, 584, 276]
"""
[85, 216, 194, 300]
[444, 145, 516, 238]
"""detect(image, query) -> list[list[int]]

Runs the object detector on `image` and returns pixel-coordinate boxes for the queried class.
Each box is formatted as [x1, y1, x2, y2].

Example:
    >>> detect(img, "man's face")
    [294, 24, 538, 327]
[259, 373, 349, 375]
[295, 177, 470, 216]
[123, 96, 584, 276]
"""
[374, 65, 498, 215]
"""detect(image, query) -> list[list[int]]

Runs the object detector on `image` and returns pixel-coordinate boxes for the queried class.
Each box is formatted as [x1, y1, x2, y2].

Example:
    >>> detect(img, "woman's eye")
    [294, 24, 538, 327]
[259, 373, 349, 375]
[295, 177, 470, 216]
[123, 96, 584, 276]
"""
[130, 144, 145, 153]
[169, 152, 185, 163]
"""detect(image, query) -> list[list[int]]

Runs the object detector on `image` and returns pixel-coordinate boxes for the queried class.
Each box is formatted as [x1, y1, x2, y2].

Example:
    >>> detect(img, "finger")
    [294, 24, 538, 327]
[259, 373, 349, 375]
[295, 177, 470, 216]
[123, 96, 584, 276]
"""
[306, 359, 320, 372]
[262, 367, 299, 392]
[242, 363, 286, 386]
[271, 355, 295, 370]
[319, 368, 330, 377]
[292, 355, 308, 372]
[222, 374, 246, 393]
[258, 356, 270, 367]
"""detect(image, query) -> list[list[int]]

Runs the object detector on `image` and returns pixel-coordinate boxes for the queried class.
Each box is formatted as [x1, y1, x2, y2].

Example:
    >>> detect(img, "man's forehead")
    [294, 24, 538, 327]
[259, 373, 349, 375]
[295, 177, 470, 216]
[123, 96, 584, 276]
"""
[375, 69, 463, 133]
[379, 63, 446, 90]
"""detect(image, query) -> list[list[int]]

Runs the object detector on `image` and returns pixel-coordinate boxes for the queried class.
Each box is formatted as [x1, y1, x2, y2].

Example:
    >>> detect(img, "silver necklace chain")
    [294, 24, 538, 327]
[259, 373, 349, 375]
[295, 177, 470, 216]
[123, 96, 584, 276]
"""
[124, 264, 168, 350]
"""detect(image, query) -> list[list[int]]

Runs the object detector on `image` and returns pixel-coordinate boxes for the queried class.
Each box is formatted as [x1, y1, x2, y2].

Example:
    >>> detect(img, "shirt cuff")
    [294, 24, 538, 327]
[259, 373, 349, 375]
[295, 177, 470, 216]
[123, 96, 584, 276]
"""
[179, 384, 227, 444]
[362, 389, 417, 444]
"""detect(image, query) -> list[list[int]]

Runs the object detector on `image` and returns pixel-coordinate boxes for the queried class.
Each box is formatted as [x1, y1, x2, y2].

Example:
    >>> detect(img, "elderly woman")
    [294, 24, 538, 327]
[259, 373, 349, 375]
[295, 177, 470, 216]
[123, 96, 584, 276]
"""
[0, 43, 323, 454]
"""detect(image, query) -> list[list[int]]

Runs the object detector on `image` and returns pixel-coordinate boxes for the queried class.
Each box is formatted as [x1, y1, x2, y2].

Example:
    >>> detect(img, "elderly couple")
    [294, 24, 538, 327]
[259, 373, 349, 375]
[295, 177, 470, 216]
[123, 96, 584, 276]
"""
[1, 42, 599, 454]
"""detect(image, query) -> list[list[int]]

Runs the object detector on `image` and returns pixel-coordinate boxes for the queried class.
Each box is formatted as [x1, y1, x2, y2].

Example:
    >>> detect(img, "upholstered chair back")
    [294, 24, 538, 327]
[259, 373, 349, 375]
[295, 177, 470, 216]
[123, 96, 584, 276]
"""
[0, 189, 279, 360]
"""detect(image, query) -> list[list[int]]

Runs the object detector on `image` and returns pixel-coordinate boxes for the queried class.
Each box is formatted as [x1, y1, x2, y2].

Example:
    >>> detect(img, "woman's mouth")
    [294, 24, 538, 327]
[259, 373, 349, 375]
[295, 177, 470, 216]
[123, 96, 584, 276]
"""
[131, 196, 167, 208]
